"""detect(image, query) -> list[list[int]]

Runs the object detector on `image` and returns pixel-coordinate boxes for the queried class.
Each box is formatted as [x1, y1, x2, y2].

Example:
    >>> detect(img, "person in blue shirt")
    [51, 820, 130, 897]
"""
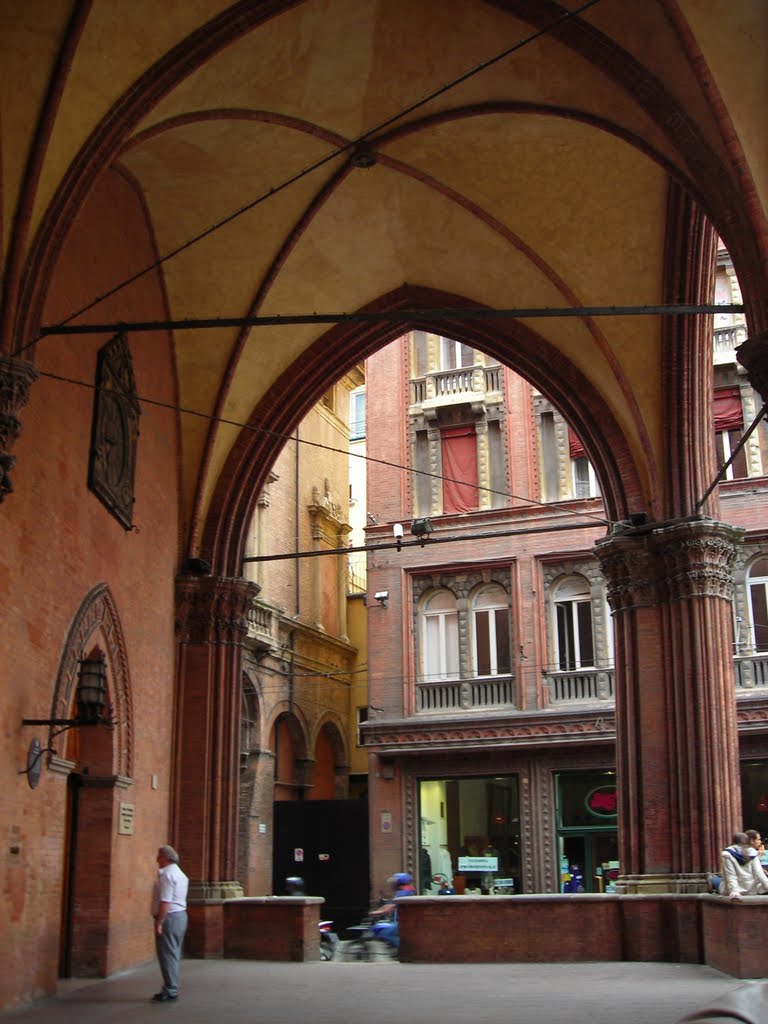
[370, 872, 416, 950]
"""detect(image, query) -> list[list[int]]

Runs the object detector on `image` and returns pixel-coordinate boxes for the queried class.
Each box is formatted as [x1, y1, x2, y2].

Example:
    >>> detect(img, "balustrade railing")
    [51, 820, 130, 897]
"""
[409, 363, 503, 407]
[545, 668, 614, 704]
[246, 598, 277, 650]
[735, 653, 768, 690]
[713, 324, 746, 364]
[415, 675, 515, 713]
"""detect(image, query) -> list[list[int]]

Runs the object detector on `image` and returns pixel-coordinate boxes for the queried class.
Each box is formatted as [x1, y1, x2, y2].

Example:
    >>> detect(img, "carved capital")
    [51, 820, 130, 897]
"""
[736, 329, 768, 404]
[0, 356, 38, 502]
[175, 575, 262, 645]
[596, 517, 743, 612]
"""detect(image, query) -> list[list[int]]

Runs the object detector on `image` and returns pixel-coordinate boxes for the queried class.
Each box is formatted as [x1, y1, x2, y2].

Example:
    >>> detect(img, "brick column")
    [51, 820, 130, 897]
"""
[174, 573, 260, 953]
[596, 517, 743, 893]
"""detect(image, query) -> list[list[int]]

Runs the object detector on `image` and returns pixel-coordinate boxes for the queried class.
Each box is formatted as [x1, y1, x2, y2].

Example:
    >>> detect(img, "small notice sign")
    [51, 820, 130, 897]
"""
[294, 848, 304, 862]
[458, 856, 498, 872]
[118, 802, 135, 836]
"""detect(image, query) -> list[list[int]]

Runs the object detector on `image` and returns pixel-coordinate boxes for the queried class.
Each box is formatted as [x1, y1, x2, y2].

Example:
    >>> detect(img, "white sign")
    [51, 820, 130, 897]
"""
[294, 847, 304, 862]
[458, 856, 498, 872]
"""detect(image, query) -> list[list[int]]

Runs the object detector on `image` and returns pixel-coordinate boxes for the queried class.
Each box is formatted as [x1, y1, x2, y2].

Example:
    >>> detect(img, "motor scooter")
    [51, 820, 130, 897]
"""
[319, 919, 340, 961]
[336, 913, 398, 961]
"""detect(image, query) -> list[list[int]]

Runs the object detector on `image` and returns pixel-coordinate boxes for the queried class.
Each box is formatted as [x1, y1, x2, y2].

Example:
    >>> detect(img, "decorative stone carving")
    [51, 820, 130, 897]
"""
[596, 517, 743, 611]
[0, 355, 37, 502]
[88, 333, 140, 529]
[736, 329, 768, 404]
[175, 575, 261, 645]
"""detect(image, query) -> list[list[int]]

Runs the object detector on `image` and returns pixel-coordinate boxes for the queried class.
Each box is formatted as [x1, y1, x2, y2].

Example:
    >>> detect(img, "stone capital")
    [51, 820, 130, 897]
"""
[596, 516, 743, 612]
[736, 329, 768, 404]
[0, 355, 38, 502]
[175, 574, 261, 645]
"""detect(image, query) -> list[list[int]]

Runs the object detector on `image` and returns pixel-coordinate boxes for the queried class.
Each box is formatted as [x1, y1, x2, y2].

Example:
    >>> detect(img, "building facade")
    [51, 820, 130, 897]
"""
[364, 312, 768, 898]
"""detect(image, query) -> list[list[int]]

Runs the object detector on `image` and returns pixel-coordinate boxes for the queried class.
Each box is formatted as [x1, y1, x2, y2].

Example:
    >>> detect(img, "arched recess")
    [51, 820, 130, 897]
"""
[310, 714, 348, 801]
[201, 285, 647, 576]
[269, 704, 310, 801]
[50, 582, 133, 779]
[51, 583, 133, 979]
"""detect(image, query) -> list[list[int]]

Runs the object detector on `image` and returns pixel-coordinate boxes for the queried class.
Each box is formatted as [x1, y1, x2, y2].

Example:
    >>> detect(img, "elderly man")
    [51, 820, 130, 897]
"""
[150, 845, 189, 1002]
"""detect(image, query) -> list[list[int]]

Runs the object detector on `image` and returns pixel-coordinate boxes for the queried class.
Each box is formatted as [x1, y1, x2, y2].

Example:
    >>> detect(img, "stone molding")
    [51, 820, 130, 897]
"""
[0, 355, 37, 502]
[175, 574, 261, 645]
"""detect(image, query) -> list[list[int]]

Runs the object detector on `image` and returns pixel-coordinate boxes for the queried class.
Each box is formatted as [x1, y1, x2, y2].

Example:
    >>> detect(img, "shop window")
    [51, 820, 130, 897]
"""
[555, 769, 618, 894]
[472, 586, 511, 677]
[419, 775, 520, 895]
[714, 387, 747, 479]
[553, 576, 595, 670]
[441, 426, 478, 513]
[420, 590, 459, 681]
[748, 557, 768, 653]
[439, 337, 474, 370]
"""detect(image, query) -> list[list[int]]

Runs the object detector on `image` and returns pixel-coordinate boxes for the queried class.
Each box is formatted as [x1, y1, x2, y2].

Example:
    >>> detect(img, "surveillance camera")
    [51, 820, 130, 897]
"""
[374, 591, 389, 602]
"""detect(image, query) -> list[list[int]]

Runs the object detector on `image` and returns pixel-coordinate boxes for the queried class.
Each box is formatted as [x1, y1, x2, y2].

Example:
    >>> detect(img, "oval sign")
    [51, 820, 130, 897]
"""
[585, 784, 617, 819]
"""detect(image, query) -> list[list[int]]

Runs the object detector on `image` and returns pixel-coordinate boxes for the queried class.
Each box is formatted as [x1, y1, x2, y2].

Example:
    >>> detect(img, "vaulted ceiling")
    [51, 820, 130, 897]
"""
[2, 1, 766, 545]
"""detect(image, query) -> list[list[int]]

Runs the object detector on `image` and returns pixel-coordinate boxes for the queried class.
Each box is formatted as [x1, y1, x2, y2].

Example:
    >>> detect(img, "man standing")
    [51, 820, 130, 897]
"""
[151, 845, 189, 1003]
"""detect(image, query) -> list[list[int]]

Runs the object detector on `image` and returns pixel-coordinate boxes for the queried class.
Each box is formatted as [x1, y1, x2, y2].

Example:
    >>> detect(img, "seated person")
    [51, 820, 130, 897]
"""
[720, 832, 768, 900]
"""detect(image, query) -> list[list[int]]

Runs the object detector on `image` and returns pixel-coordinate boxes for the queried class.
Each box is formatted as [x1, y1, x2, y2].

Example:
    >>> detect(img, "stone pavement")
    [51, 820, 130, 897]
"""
[2, 960, 766, 1024]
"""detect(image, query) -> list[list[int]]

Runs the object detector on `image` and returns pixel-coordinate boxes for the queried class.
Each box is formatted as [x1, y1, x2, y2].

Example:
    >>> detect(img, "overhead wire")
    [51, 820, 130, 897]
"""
[20, 0, 603, 354]
[35, 365, 612, 527]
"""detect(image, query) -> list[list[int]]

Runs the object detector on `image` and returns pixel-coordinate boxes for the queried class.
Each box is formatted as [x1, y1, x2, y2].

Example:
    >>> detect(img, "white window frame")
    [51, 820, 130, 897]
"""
[439, 337, 474, 371]
[748, 559, 768, 654]
[553, 577, 595, 670]
[420, 590, 459, 681]
[471, 586, 511, 677]
[571, 456, 600, 499]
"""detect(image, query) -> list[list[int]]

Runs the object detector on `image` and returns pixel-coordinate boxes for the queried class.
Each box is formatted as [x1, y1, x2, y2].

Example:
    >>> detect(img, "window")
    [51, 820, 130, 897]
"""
[569, 427, 600, 498]
[472, 587, 511, 676]
[439, 337, 474, 370]
[421, 590, 459, 681]
[553, 577, 595, 670]
[714, 387, 747, 480]
[441, 426, 478, 513]
[748, 557, 768, 653]
[349, 388, 365, 440]
[356, 706, 369, 746]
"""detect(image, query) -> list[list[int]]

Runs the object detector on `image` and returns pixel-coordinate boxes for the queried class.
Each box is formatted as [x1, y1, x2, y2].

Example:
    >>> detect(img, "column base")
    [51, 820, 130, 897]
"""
[615, 872, 710, 894]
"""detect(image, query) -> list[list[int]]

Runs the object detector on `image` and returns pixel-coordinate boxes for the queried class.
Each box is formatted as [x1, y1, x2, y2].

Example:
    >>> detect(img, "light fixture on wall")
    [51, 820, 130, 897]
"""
[410, 518, 434, 545]
[20, 650, 114, 788]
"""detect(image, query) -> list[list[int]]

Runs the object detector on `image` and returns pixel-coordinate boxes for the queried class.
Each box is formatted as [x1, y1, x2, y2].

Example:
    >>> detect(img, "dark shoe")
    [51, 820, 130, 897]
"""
[152, 992, 178, 1002]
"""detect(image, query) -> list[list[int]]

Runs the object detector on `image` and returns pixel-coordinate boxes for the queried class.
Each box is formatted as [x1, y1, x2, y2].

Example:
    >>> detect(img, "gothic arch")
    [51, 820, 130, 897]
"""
[201, 284, 646, 576]
[51, 582, 133, 779]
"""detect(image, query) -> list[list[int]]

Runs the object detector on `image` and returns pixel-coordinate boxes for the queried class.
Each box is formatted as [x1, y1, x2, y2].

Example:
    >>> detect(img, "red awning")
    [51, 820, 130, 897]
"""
[568, 426, 585, 459]
[714, 388, 743, 432]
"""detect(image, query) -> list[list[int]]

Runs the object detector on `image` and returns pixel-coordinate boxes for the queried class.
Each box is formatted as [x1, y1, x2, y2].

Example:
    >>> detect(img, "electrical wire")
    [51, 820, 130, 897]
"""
[20, 0, 603, 353]
[35, 366, 612, 526]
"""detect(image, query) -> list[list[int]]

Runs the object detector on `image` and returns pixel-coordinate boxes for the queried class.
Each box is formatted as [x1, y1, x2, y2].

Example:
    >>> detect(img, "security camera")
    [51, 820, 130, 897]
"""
[374, 591, 389, 607]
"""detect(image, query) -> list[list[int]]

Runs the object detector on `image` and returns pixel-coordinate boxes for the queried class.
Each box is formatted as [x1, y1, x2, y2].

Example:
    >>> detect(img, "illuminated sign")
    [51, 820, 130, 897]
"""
[585, 785, 618, 819]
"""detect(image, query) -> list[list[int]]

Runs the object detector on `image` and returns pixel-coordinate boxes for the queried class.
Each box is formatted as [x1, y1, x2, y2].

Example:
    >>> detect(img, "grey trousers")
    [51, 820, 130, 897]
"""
[155, 911, 188, 997]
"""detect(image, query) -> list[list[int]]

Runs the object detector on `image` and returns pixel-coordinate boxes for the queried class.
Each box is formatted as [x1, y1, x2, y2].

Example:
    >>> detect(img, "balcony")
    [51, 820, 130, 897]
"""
[735, 653, 768, 690]
[415, 675, 515, 713]
[410, 364, 503, 413]
[545, 668, 614, 705]
[246, 598, 278, 652]
[713, 324, 746, 365]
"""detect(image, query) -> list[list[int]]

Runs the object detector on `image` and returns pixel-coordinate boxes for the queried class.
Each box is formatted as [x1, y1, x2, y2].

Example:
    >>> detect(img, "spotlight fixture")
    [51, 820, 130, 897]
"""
[410, 518, 434, 545]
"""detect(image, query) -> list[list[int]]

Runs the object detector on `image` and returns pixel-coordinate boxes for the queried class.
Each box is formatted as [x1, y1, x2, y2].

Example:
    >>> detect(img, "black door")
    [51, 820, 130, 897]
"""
[273, 800, 370, 934]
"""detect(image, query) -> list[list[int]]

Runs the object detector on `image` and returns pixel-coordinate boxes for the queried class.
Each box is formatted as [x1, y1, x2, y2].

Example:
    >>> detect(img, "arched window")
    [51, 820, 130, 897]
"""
[748, 557, 768, 653]
[472, 586, 511, 677]
[553, 577, 594, 670]
[421, 590, 459, 681]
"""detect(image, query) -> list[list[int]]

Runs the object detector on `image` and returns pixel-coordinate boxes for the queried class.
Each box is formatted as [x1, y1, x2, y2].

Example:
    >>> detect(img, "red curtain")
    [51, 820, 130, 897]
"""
[714, 388, 743, 431]
[441, 426, 478, 513]
[568, 426, 585, 459]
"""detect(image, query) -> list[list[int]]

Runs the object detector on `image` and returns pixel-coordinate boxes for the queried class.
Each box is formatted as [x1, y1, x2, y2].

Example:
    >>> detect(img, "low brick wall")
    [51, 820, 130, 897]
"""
[397, 893, 766, 978]
[701, 895, 768, 979]
[222, 897, 323, 962]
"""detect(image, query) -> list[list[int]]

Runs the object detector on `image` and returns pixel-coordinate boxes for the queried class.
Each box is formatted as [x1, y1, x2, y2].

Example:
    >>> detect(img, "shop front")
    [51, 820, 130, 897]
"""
[555, 769, 618, 893]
